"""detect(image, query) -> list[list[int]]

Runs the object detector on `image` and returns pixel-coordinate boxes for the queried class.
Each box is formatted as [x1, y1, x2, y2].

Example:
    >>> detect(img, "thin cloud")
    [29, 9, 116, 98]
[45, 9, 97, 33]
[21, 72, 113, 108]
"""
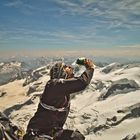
[4, 0, 36, 15]
[1, 0, 140, 50]
[54, 0, 140, 29]
[4, 0, 140, 29]
[0, 26, 124, 46]
[4, 0, 22, 7]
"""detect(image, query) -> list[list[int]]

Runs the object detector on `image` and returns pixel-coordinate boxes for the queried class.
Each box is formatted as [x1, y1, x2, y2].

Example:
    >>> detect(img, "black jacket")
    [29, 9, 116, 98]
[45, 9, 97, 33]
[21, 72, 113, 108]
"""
[27, 68, 94, 134]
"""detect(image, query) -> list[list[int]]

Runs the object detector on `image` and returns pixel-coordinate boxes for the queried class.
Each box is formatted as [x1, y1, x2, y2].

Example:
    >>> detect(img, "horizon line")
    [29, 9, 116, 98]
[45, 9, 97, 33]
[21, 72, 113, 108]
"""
[0, 47, 140, 57]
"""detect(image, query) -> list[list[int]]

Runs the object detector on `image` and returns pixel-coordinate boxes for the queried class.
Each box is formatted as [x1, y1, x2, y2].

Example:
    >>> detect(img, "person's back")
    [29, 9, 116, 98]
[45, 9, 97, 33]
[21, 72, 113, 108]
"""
[23, 58, 94, 140]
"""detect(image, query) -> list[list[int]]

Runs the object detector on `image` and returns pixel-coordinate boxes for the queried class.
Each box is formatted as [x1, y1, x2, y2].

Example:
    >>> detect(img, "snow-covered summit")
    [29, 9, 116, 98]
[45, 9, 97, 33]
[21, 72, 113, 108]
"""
[0, 61, 140, 140]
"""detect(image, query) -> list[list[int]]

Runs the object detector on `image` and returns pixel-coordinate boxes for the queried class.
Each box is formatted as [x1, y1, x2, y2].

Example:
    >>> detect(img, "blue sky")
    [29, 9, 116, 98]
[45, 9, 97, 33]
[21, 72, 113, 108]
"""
[0, 0, 140, 57]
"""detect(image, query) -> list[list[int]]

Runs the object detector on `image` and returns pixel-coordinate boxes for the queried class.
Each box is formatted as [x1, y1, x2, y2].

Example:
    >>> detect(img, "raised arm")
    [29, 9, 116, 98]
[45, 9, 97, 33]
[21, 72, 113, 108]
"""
[58, 59, 94, 94]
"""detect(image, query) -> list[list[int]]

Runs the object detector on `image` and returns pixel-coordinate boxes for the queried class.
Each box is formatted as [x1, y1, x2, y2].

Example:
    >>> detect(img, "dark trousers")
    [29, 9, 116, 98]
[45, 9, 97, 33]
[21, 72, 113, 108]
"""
[23, 129, 85, 140]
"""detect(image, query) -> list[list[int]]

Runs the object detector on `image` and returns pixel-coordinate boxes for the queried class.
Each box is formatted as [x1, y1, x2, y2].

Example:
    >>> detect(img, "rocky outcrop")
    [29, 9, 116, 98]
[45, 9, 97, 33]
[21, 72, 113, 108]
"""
[100, 78, 139, 100]
[86, 123, 110, 135]
[85, 103, 140, 135]
[0, 91, 7, 97]
[0, 62, 22, 85]
[101, 63, 122, 74]
[116, 103, 140, 124]
[26, 84, 41, 96]
[91, 80, 112, 92]
[23, 66, 49, 86]
[122, 132, 140, 140]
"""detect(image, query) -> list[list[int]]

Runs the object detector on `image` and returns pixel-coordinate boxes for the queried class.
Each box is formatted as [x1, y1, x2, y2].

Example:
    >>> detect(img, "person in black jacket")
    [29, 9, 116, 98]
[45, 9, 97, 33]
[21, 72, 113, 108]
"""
[23, 58, 94, 140]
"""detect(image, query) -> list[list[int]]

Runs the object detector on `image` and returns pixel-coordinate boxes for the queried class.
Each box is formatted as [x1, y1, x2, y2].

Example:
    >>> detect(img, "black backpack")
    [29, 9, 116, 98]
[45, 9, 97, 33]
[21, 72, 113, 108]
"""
[0, 112, 23, 140]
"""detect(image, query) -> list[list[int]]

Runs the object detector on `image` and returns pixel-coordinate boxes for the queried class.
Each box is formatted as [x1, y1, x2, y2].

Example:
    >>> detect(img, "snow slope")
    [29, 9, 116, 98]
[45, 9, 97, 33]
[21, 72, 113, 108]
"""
[0, 62, 140, 140]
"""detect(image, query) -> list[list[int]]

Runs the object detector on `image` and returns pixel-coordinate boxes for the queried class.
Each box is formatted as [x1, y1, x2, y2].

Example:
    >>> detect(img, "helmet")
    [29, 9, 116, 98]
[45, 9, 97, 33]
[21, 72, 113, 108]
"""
[50, 62, 67, 79]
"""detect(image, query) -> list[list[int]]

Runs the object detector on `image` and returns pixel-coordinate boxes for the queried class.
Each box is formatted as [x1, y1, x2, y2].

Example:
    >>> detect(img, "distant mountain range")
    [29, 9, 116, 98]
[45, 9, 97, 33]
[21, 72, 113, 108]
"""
[0, 56, 140, 86]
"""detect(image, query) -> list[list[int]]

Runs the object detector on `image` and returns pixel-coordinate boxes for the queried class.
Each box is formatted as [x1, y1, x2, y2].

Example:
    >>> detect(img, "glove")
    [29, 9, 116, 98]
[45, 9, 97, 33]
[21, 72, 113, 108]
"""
[84, 59, 94, 69]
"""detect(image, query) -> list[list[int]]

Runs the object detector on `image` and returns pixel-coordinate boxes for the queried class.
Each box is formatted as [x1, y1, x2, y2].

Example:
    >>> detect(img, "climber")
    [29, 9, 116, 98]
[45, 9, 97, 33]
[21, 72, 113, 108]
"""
[23, 58, 94, 140]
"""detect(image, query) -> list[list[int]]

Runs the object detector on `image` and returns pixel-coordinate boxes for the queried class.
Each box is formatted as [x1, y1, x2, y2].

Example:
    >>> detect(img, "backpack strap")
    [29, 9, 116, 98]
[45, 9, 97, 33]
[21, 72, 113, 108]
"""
[0, 122, 15, 140]
[0, 112, 24, 140]
[0, 123, 5, 140]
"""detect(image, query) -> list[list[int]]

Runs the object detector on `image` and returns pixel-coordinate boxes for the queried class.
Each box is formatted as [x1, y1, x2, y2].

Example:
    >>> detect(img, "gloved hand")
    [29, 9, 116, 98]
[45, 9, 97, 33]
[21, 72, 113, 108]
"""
[84, 59, 94, 69]
[76, 57, 94, 69]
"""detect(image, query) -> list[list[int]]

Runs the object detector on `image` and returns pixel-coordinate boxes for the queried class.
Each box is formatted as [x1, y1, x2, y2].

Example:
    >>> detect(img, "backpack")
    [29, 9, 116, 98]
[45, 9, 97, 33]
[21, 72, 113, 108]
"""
[0, 112, 23, 140]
